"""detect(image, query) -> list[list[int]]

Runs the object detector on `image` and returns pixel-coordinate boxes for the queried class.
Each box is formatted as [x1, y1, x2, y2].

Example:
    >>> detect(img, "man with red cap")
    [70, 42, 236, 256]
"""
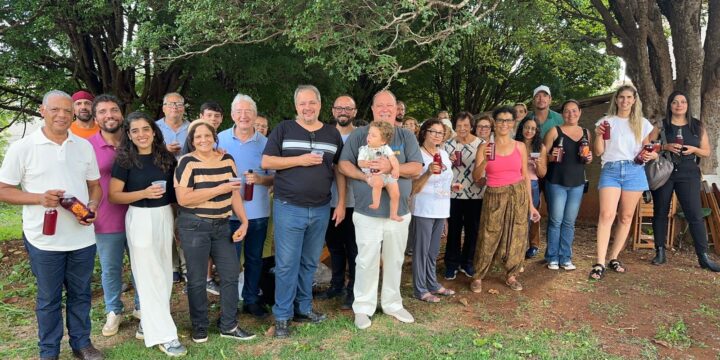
[70, 90, 100, 139]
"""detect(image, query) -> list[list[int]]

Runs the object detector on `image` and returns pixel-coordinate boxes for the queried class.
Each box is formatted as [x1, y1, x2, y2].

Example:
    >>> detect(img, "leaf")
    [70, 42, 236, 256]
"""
[488, 289, 500, 295]
[652, 339, 671, 348]
[3, 296, 20, 304]
[459, 298, 469, 306]
[473, 338, 489, 347]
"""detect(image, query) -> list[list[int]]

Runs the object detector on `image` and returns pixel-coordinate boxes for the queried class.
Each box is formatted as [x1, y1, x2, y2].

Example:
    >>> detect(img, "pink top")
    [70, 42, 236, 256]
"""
[486, 142, 523, 187]
[88, 133, 128, 234]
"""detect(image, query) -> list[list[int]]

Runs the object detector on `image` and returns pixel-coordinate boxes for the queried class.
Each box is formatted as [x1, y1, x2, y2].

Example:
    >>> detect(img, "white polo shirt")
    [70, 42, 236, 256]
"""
[0, 128, 100, 251]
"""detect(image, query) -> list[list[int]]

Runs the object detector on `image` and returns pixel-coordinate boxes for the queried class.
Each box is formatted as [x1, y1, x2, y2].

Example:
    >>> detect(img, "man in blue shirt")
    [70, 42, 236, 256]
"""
[217, 94, 274, 319]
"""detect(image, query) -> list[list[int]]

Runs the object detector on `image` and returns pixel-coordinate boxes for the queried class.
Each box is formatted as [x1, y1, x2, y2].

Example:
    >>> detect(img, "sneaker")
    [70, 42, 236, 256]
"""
[206, 279, 220, 296]
[242, 303, 269, 319]
[274, 320, 290, 338]
[525, 246, 539, 259]
[561, 262, 577, 271]
[132, 309, 141, 320]
[386, 308, 414, 323]
[547, 262, 560, 270]
[172, 272, 181, 283]
[444, 268, 458, 280]
[354, 313, 371, 329]
[293, 310, 327, 323]
[135, 323, 144, 340]
[192, 327, 208, 343]
[102, 311, 122, 336]
[220, 326, 256, 341]
[459, 265, 475, 278]
[315, 287, 344, 300]
[157, 339, 187, 357]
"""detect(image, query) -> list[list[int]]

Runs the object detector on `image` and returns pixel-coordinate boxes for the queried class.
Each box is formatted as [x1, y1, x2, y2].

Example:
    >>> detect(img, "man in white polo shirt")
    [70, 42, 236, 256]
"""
[0, 90, 103, 360]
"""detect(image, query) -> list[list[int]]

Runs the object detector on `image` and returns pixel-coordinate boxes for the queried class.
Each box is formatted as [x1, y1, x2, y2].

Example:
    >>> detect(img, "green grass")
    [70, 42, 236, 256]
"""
[654, 318, 693, 349]
[0, 203, 22, 242]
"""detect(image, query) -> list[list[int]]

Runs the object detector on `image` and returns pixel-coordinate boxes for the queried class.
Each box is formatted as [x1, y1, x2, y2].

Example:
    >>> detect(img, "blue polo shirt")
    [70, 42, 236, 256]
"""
[217, 127, 271, 220]
[156, 118, 190, 154]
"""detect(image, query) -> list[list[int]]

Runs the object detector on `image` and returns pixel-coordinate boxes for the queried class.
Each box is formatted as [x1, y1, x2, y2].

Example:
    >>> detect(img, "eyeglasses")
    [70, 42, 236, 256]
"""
[232, 109, 255, 115]
[427, 130, 445, 137]
[523, 126, 537, 132]
[332, 106, 356, 112]
[495, 118, 514, 124]
[164, 102, 185, 109]
[477, 125, 492, 130]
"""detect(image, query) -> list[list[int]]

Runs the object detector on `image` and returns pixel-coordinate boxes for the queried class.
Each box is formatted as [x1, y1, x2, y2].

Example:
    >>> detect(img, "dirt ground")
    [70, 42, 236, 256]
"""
[2, 223, 720, 359]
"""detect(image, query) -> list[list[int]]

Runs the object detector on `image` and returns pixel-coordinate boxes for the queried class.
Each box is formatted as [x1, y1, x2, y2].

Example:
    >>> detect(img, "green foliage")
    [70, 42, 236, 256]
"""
[655, 318, 693, 349]
[0, 203, 22, 243]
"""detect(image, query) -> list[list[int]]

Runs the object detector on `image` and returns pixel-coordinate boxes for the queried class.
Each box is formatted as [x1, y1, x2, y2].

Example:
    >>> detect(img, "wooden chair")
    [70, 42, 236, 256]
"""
[631, 193, 675, 250]
[700, 181, 720, 254]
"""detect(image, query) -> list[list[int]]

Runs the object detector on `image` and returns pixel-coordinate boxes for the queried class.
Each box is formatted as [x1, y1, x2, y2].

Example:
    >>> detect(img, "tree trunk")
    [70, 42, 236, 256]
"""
[701, 0, 720, 173]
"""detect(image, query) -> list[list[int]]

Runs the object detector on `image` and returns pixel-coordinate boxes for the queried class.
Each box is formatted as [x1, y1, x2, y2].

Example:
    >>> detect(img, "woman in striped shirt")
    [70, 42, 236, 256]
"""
[174, 121, 253, 343]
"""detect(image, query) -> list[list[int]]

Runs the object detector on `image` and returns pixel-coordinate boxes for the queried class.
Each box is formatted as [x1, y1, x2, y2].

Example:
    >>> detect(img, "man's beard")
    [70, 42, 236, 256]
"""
[335, 117, 354, 127]
[76, 112, 92, 122]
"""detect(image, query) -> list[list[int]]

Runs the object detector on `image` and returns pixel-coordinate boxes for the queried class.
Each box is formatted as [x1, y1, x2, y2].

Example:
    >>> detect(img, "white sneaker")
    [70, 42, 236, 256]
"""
[132, 309, 141, 320]
[561, 262, 577, 271]
[102, 311, 122, 336]
[547, 262, 560, 270]
[386, 308, 414, 323]
[354, 313, 372, 330]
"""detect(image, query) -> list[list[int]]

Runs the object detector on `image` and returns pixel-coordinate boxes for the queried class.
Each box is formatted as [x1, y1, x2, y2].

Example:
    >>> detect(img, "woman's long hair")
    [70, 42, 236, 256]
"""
[663, 90, 703, 137]
[116, 111, 176, 173]
[606, 85, 644, 142]
[514, 118, 542, 152]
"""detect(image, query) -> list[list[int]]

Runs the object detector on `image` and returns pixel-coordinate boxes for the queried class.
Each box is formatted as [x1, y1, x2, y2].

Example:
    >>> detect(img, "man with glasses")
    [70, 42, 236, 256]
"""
[316, 95, 357, 309]
[262, 85, 346, 338]
[156, 92, 190, 283]
[217, 94, 274, 319]
[254, 114, 270, 136]
[339, 90, 423, 330]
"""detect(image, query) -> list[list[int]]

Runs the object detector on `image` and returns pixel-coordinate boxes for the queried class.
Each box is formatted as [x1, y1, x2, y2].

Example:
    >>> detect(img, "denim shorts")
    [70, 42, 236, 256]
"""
[598, 160, 648, 191]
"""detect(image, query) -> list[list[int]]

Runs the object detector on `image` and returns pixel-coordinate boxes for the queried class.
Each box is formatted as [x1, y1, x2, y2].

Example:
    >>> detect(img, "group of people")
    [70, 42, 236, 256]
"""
[2, 83, 719, 360]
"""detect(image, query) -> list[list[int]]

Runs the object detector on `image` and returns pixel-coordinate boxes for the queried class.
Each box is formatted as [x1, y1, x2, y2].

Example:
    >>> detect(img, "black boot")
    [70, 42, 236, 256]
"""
[698, 253, 720, 272]
[651, 247, 666, 265]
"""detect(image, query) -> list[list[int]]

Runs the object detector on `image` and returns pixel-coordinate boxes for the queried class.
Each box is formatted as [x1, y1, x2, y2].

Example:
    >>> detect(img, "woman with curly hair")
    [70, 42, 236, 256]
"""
[514, 118, 547, 259]
[109, 111, 186, 356]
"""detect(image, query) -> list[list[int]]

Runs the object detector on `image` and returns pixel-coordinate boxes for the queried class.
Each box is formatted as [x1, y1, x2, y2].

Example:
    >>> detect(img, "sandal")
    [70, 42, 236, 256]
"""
[607, 259, 626, 273]
[470, 279, 482, 293]
[418, 293, 441, 303]
[433, 287, 456, 296]
[588, 263, 605, 280]
[505, 278, 523, 291]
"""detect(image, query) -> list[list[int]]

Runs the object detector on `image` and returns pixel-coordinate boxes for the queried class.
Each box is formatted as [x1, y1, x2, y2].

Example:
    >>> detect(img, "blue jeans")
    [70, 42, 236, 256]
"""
[545, 182, 585, 264]
[23, 237, 95, 358]
[272, 199, 330, 321]
[96, 232, 139, 314]
[598, 160, 648, 191]
[231, 217, 269, 305]
[530, 180, 541, 209]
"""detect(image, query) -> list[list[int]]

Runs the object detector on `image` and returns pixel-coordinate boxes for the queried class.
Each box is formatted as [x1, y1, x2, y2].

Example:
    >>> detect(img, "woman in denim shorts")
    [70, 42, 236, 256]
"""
[589, 86, 657, 280]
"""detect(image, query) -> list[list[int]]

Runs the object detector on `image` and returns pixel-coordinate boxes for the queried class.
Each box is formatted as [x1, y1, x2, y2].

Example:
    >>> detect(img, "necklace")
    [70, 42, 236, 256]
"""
[423, 145, 436, 155]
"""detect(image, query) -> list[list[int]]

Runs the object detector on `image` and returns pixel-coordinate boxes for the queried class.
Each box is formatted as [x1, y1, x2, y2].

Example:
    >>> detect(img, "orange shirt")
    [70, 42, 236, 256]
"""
[70, 121, 99, 139]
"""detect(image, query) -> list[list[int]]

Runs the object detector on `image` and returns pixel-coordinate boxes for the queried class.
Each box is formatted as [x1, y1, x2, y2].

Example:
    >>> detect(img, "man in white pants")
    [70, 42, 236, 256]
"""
[339, 90, 422, 329]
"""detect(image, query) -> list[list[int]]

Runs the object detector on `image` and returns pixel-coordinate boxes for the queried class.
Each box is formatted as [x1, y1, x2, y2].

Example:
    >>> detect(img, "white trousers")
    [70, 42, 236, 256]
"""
[352, 212, 411, 316]
[126, 205, 178, 347]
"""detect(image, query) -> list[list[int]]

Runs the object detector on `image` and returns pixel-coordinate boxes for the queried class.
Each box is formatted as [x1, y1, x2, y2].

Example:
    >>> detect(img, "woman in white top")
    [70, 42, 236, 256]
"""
[590, 85, 657, 280]
[410, 119, 460, 302]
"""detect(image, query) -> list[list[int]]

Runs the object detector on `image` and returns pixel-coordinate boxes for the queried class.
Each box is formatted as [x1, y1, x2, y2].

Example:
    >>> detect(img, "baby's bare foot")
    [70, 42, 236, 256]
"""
[369, 203, 380, 209]
[390, 214, 403, 222]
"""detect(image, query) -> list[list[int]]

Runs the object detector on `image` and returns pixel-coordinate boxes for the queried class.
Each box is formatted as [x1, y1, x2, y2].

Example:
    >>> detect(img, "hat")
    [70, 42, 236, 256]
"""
[533, 85, 551, 97]
[72, 90, 94, 102]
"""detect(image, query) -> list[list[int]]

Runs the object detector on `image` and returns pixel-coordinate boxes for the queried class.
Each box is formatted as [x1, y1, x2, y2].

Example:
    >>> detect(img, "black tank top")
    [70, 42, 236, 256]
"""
[546, 126, 586, 187]
[666, 123, 700, 172]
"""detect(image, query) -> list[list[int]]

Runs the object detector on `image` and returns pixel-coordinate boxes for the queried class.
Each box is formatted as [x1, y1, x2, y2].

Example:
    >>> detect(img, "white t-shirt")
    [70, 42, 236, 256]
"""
[412, 150, 453, 218]
[595, 115, 654, 165]
[0, 128, 100, 251]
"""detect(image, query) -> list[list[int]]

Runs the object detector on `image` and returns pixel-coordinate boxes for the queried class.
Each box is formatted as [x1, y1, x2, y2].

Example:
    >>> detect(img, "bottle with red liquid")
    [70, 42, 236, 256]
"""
[42, 209, 58, 235]
[487, 134, 496, 161]
[578, 135, 591, 163]
[59, 194, 95, 222]
[634, 143, 655, 164]
[243, 169, 254, 201]
[552, 137, 565, 163]
[602, 120, 611, 140]
[432, 150, 442, 174]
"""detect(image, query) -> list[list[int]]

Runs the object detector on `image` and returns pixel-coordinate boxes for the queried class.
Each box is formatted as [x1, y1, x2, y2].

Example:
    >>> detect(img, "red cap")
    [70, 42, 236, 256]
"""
[71, 90, 94, 102]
